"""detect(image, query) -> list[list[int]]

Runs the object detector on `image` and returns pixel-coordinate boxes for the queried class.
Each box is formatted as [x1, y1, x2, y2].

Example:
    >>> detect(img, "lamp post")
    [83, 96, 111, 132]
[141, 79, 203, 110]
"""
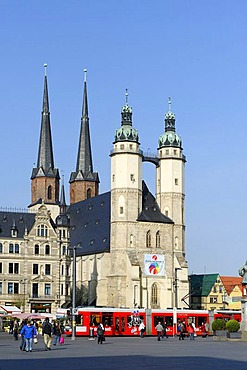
[71, 245, 77, 341]
[174, 268, 182, 309]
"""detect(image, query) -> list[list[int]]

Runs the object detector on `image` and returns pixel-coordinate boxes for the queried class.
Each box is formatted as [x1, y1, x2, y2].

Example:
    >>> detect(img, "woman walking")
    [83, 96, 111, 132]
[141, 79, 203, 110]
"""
[52, 321, 62, 346]
[20, 320, 37, 352]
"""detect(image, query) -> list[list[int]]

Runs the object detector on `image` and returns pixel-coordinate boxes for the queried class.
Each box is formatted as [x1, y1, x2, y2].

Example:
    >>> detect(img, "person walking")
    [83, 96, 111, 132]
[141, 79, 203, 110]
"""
[139, 321, 145, 338]
[19, 320, 27, 351]
[52, 321, 62, 346]
[13, 320, 19, 340]
[42, 317, 53, 351]
[188, 323, 195, 340]
[97, 322, 105, 344]
[20, 320, 37, 352]
[155, 321, 163, 341]
[162, 322, 168, 339]
[179, 320, 186, 340]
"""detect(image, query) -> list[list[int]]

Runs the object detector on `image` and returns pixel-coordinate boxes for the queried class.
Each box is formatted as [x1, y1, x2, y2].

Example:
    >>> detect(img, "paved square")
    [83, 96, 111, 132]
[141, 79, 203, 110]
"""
[1, 333, 247, 370]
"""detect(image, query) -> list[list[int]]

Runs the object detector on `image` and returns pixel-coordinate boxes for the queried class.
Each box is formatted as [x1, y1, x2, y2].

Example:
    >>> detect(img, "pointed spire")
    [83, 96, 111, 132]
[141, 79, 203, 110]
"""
[60, 174, 67, 215]
[37, 64, 55, 171]
[76, 68, 93, 174]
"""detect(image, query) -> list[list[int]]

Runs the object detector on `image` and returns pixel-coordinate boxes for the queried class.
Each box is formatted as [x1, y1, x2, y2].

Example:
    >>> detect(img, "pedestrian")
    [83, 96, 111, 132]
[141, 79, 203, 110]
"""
[20, 320, 37, 352]
[9, 320, 14, 335]
[155, 321, 163, 341]
[188, 323, 195, 340]
[179, 320, 185, 340]
[42, 317, 53, 351]
[139, 321, 145, 338]
[97, 322, 105, 344]
[13, 320, 19, 340]
[201, 322, 208, 337]
[52, 321, 62, 346]
[19, 320, 27, 351]
[162, 322, 168, 339]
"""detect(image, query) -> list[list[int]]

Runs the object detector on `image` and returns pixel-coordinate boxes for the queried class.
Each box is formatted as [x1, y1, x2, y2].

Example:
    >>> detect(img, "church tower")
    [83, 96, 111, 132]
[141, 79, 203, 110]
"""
[156, 98, 186, 255]
[30, 64, 60, 216]
[108, 90, 143, 307]
[69, 69, 99, 204]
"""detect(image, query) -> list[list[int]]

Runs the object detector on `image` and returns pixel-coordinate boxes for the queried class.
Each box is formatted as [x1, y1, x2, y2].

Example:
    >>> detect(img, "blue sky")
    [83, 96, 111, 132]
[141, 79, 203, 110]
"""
[1, 0, 247, 276]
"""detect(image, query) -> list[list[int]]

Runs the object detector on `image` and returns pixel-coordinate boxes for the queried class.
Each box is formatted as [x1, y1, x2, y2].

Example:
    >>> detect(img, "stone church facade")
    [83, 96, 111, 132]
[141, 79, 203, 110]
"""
[0, 68, 189, 313]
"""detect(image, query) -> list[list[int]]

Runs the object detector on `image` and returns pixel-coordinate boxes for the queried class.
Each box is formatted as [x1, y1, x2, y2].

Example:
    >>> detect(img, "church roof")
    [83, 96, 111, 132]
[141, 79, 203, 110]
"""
[0, 211, 36, 238]
[67, 191, 111, 256]
[189, 273, 219, 296]
[137, 181, 174, 224]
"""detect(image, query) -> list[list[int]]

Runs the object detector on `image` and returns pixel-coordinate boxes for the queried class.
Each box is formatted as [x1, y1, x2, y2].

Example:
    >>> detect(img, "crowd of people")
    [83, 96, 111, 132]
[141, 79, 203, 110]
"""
[8, 317, 65, 352]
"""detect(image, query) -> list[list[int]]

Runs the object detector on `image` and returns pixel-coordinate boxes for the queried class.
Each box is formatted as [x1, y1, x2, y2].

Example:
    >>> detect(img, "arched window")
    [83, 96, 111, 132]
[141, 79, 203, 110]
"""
[34, 244, 39, 255]
[47, 185, 52, 200]
[130, 234, 134, 248]
[156, 231, 160, 248]
[87, 188, 92, 199]
[146, 230, 151, 248]
[151, 283, 158, 307]
[45, 245, 50, 255]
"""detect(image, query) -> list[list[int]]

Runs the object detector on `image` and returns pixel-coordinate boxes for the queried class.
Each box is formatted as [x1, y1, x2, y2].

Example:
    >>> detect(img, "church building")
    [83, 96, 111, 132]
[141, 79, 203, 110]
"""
[0, 66, 189, 312]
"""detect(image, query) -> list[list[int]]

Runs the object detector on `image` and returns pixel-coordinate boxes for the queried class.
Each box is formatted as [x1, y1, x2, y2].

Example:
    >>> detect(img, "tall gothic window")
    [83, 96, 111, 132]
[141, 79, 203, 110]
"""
[156, 231, 160, 248]
[47, 185, 52, 200]
[151, 283, 158, 307]
[87, 188, 92, 199]
[146, 230, 151, 248]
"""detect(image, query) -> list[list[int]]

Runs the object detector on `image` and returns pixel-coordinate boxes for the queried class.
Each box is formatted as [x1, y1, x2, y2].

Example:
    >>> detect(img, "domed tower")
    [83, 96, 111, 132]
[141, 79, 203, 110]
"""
[110, 90, 142, 223]
[108, 90, 143, 307]
[156, 98, 186, 255]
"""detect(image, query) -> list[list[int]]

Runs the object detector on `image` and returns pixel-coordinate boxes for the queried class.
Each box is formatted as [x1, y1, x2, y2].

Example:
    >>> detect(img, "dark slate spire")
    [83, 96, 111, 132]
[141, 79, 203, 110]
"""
[60, 175, 67, 215]
[31, 64, 59, 180]
[37, 64, 54, 171]
[76, 69, 93, 175]
[70, 69, 99, 187]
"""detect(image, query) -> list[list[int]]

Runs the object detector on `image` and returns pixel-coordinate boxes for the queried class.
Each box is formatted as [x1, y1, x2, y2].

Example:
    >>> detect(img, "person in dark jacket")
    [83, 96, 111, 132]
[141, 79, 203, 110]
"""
[52, 321, 62, 345]
[19, 320, 27, 351]
[42, 317, 52, 350]
[20, 320, 37, 352]
[97, 323, 105, 344]
[13, 320, 19, 340]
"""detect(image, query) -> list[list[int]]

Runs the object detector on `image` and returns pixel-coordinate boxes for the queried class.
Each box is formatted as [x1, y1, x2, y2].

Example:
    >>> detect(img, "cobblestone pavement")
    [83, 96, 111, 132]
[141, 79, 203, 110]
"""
[1, 332, 247, 370]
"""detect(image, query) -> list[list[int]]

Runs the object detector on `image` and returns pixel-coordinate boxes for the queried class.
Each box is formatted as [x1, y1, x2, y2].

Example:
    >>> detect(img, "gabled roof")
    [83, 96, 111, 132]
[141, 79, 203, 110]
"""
[67, 191, 111, 256]
[220, 276, 242, 295]
[137, 181, 174, 224]
[189, 273, 219, 296]
[0, 211, 36, 238]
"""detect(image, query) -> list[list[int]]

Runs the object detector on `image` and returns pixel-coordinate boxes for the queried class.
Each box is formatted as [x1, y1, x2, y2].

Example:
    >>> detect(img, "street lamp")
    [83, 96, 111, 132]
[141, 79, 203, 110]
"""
[71, 244, 82, 341]
[174, 268, 182, 309]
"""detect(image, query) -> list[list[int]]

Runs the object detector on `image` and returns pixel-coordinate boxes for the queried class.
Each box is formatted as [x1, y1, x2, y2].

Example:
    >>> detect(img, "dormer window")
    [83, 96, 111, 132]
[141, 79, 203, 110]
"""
[11, 229, 18, 237]
[37, 224, 48, 238]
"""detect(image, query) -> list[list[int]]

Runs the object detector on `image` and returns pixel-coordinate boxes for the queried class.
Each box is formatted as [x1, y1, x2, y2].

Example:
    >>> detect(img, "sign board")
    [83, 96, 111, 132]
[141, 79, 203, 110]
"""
[144, 254, 165, 276]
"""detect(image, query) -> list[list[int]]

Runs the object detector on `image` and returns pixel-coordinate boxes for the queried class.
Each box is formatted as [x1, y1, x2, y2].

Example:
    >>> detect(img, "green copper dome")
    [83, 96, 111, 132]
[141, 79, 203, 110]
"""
[158, 98, 182, 149]
[114, 91, 139, 143]
[158, 130, 182, 148]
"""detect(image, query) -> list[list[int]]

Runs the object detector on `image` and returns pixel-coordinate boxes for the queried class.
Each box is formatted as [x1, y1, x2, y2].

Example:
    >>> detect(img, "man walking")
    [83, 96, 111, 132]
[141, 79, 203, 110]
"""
[155, 321, 163, 341]
[42, 317, 52, 350]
